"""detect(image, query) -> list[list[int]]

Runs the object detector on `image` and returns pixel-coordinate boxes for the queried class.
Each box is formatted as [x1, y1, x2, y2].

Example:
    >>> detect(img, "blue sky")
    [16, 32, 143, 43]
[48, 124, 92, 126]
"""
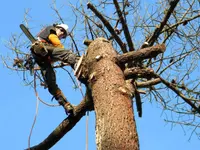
[0, 0, 199, 150]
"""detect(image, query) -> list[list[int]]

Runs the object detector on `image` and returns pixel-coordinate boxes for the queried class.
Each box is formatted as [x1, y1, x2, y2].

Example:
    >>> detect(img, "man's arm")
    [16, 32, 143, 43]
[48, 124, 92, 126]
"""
[48, 34, 64, 48]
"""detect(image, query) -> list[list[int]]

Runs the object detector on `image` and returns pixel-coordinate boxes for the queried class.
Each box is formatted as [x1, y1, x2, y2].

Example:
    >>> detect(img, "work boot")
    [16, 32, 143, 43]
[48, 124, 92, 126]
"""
[55, 90, 74, 115]
[57, 96, 74, 115]
[64, 102, 74, 115]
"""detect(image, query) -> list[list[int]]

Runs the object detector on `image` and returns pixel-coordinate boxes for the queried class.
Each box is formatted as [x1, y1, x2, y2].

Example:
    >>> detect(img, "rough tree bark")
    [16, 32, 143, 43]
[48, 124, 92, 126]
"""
[85, 38, 139, 150]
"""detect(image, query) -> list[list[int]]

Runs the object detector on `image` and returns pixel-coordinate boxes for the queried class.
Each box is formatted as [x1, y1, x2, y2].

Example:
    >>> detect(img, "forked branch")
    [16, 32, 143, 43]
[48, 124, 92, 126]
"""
[147, 0, 180, 46]
[87, 2, 127, 53]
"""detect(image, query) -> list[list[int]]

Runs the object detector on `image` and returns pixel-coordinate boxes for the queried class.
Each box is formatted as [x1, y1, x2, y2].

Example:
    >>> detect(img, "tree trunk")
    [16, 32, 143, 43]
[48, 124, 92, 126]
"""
[86, 38, 139, 150]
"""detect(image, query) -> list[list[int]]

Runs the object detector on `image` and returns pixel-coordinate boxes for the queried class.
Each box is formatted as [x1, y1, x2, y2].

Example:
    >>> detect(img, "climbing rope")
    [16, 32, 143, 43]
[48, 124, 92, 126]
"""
[27, 64, 89, 150]
[75, 77, 89, 150]
[28, 72, 40, 149]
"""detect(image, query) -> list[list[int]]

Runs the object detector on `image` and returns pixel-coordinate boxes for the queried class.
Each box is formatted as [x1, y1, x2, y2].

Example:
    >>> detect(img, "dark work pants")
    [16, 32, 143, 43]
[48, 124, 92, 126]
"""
[50, 47, 78, 68]
[32, 46, 78, 98]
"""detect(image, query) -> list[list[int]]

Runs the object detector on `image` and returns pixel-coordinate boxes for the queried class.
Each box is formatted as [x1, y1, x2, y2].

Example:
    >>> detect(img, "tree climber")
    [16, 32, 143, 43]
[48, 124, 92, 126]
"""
[31, 23, 82, 115]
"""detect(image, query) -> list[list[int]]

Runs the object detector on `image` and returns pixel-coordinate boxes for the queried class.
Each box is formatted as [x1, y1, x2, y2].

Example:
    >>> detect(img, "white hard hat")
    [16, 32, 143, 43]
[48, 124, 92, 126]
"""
[56, 24, 69, 33]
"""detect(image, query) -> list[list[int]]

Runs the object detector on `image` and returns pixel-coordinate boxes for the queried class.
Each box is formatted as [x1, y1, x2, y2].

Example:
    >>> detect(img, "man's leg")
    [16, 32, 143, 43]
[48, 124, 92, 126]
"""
[31, 43, 80, 69]
[49, 47, 84, 78]
[37, 60, 74, 114]
[50, 47, 79, 69]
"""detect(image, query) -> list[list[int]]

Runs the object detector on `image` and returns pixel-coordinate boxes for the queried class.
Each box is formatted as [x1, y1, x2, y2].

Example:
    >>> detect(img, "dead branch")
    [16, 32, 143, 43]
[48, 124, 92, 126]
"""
[147, 0, 180, 46]
[113, 0, 135, 51]
[27, 90, 94, 150]
[87, 2, 127, 53]
[117, 44, 166, 64]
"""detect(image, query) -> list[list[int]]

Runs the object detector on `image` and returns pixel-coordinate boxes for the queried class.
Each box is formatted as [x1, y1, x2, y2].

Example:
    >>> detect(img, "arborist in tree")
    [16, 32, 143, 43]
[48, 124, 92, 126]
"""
[30, 23, 83, 115]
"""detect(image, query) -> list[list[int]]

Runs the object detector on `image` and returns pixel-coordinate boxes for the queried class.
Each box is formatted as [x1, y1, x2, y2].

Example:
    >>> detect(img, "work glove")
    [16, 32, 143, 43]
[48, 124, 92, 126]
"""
[31, 41, 48, 57]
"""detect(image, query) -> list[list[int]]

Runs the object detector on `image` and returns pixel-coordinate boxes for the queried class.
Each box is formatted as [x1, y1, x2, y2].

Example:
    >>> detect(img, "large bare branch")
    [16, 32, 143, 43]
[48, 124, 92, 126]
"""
[117, 44, 166, 64]
[27, 93, 94, 150]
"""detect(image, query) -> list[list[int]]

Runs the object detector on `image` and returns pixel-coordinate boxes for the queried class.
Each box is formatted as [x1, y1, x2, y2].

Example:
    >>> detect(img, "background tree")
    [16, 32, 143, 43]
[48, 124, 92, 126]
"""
[1, 0, 199, 149]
